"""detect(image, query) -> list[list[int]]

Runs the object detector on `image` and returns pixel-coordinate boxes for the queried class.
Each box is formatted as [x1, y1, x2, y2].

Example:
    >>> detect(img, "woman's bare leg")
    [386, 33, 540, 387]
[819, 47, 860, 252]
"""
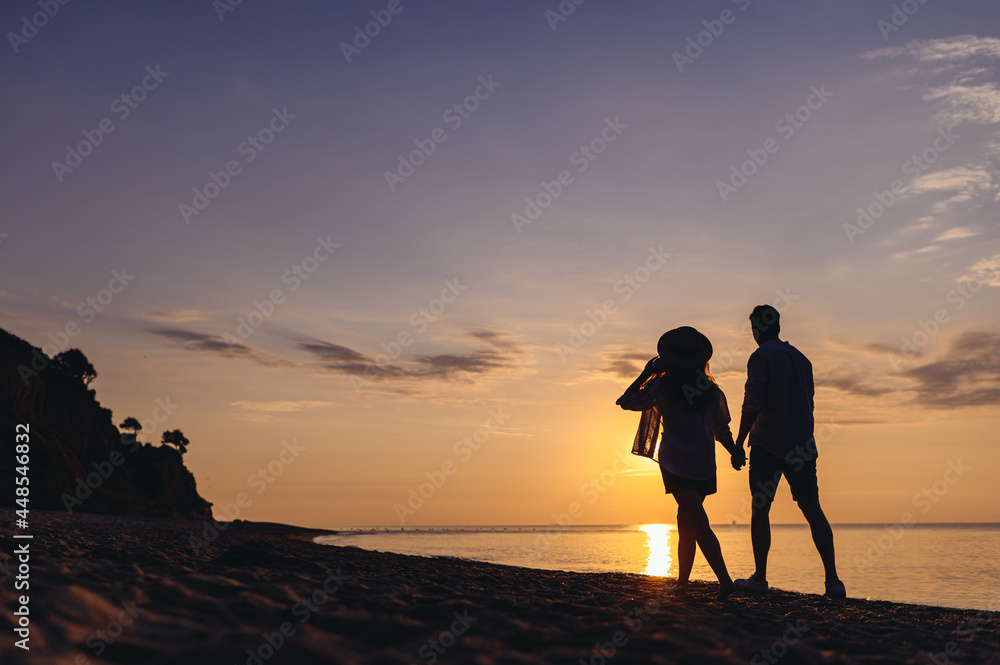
[675, 505, 696, 586]
[674, 490, 735, 599]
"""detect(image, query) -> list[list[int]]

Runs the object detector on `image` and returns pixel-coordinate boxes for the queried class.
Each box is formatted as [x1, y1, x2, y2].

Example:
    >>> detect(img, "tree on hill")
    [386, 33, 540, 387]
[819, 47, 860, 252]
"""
[161, 429, 190, 455]
[54, 349, 97, 385]
[119, 417, 142, 439]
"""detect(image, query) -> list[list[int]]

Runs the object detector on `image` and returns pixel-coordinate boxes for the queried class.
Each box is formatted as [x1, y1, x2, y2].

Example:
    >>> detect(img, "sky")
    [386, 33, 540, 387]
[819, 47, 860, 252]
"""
[1, 0, 998, 528]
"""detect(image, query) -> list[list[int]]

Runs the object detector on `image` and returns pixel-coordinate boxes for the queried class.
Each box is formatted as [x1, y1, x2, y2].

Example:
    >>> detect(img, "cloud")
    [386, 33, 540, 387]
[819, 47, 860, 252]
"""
[599, 349, 654, 379]
[864, 36, 1000, 128]
[863, 35, 1000, 66]
[150, 327, 290, 368]
[897, 152, 1000, 225]
[298, 331, 520, 383]
[819, 376, 893, 398]
[297, 339, 406, 377]
[862, 35, 1000, 239]
[415, 351, 505, 378]
[861, 341, 922, 358]
[908, 165, 993, 196]
[229, 400, 335, 422]
[925, 81, 1000, 126]
[934, 226, 981, 241]
[298, 341, 367, 363]
[470, 330, 524, 353]
[900, 331, 1000, 407]
[142, 309, 210, 323]
[962, 253, 1000, 286]
[231, 400, 334, 412]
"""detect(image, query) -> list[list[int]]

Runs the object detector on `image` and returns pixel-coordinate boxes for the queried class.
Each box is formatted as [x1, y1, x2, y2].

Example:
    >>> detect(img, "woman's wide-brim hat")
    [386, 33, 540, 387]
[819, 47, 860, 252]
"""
[657, 326, 713, 369]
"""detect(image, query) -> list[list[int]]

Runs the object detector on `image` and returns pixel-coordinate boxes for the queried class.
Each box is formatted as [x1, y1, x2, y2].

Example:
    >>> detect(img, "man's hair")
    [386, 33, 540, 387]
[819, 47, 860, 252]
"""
[749, 304, 780, 337]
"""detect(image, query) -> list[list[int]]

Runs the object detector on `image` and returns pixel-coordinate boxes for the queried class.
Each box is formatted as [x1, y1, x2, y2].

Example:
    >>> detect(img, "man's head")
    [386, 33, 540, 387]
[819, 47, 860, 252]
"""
[749, 304, 780, 345]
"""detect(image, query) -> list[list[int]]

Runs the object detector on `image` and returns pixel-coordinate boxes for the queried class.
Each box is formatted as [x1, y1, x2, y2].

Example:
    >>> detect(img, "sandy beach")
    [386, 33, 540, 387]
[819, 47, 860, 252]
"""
[2, 509, 997, 665]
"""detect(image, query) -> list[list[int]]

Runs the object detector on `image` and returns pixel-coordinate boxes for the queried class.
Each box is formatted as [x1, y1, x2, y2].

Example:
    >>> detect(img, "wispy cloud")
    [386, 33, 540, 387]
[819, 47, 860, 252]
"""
[150, 327, 291, 368]
[861, 341, 918, 357]
[901, 331, 1000, 407]
[863, 35, 1000, 66]
[415, 351, 505, 378]
[470, 330, 524, 354]
[231, 400, 334, 412]
[142, 309, 210, 323]
[229, 400, 335, 422]
[296, 339, 408, 378]
[934, 226, 981, 241]
[962, 254, 1000, 286]
[819, 375, 894, 398]
[599, 349, 652, 380]
[908, 165, 994, 197]
[298, 331, 521, 383]
[863, 36, 1000, 130]
[863, 35, 1000, 243]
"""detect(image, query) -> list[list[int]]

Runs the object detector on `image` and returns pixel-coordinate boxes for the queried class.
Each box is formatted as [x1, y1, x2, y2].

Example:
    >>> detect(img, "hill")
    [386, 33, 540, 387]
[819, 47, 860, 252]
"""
[0, 328, 211, 519]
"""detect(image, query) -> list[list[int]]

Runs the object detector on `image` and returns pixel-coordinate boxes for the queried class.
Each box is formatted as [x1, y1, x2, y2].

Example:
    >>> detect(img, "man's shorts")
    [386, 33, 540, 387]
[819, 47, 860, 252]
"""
[660, 466, 717, 497]
[749, 445, 819, 504]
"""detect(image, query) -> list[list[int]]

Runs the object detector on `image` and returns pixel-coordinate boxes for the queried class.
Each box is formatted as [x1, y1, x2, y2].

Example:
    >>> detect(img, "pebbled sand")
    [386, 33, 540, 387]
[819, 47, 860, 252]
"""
[1, 509, 998, 665]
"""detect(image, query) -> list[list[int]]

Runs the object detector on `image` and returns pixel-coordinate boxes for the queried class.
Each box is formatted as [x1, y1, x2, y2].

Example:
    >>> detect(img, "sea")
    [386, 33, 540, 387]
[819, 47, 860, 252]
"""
[315, 523, 1000, 612]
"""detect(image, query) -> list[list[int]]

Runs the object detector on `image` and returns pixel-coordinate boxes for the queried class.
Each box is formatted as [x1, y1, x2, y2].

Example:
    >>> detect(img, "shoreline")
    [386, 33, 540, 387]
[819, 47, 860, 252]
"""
[316, 523, 1000, 613]
[2, 509, 998, 664]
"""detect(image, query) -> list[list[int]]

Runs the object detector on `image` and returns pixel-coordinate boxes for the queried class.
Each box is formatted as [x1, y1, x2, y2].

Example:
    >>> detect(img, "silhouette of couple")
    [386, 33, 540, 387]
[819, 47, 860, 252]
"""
[616, 305, 845, 600]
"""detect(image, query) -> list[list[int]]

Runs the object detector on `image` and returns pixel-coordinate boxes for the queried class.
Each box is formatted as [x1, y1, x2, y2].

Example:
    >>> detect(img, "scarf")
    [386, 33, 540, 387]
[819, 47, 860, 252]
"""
[631, 405, 660, 463]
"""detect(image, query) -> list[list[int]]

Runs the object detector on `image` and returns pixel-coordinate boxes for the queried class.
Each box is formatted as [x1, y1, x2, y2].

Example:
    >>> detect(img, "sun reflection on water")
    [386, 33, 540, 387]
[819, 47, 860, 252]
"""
[640, 523, 675, 577]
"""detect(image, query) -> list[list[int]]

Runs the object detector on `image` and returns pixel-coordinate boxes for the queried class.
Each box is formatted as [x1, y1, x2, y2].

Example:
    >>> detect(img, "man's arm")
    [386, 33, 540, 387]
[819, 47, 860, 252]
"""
[735, 408, 759, 448]
[737, 350, 767, 448]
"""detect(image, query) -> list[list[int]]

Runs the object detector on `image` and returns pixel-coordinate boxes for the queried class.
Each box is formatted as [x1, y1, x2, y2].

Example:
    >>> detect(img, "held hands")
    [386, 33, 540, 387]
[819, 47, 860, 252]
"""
[730, 446, 746, 471]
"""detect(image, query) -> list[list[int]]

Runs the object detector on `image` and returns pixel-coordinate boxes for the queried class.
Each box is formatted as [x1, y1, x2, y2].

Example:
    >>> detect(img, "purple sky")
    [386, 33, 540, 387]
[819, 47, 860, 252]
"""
[2, 0, 998, 528]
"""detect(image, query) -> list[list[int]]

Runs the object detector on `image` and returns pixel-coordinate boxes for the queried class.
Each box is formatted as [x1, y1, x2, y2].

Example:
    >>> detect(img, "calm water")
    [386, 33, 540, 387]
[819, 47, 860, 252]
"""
[316, 524, 1000, 611]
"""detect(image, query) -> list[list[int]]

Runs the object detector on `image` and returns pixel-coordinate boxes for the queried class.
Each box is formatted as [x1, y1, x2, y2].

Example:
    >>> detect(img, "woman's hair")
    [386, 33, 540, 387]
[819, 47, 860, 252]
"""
[648, 362, 719, 409]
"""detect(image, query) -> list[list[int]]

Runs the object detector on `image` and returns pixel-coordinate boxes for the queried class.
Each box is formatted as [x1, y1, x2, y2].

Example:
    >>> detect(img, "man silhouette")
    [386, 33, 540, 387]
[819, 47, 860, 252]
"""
[733, 305, 845, 598]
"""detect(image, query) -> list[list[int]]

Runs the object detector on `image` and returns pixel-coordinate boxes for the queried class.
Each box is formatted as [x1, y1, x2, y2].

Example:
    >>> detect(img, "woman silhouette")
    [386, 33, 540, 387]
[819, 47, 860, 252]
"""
[616, 326, 745, 599]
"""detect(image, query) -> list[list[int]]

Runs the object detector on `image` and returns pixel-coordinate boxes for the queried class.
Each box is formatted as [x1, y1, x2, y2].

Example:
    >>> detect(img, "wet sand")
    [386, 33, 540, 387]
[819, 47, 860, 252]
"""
[1, 509, 997, 664]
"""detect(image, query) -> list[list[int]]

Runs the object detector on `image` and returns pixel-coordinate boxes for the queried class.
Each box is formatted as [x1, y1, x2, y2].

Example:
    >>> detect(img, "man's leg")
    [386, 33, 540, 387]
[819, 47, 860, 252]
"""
[797, 496, 838, 583]
[748, 447, 781, 582]
[786, 453, 842, 589]
[750, 489, 773, 581]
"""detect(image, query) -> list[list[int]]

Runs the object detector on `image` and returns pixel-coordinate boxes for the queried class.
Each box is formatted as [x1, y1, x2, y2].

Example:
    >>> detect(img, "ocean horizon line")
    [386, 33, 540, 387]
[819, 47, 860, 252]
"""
[321, 521, 1000, 530]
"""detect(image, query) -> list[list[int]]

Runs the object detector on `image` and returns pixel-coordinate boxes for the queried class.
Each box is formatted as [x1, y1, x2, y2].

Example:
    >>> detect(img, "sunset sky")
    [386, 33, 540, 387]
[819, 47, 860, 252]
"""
[2, 0, 998, 528]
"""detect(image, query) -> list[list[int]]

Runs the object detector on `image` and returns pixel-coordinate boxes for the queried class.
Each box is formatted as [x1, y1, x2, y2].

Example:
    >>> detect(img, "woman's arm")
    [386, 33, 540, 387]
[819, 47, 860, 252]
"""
[616, 357, 665, 410]
[623, 357, 660, 391]
[713, 388, 746, 469]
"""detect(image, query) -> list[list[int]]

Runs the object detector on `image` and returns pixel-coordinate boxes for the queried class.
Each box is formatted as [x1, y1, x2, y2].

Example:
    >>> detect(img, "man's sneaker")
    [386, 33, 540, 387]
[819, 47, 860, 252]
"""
[825, 579, 847, 598]
[734, 573, 769, 593]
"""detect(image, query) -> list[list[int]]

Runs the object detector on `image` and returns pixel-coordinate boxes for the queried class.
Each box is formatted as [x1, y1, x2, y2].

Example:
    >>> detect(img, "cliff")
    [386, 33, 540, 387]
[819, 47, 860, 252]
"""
[0, 328, 211, 519]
